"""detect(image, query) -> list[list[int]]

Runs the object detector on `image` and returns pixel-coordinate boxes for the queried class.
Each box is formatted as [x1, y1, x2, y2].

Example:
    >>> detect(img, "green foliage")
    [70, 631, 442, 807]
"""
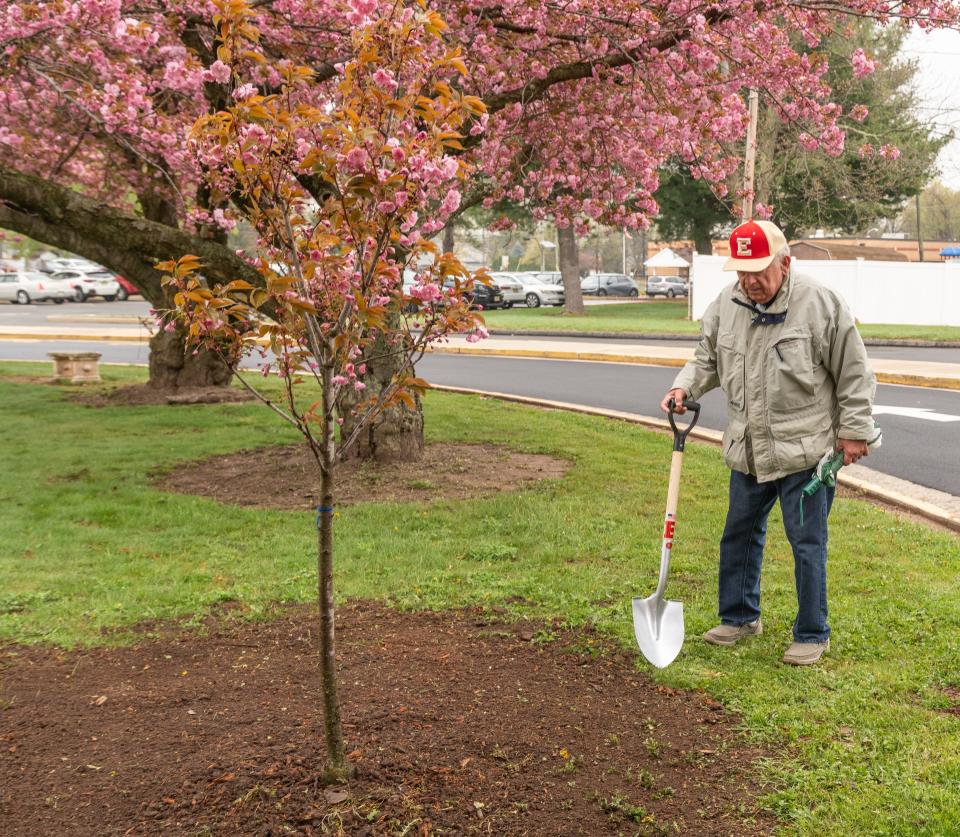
[1, 363, 960, 833]
[655, 22, 948, 242]
[899, 181, 960, 242]
[653, 167, 729, 255]
[482, 301, 700, 334]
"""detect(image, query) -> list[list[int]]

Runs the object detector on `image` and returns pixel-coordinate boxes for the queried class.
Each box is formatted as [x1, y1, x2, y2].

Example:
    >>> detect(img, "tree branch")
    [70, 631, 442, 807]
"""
[0, 164, 262, 303]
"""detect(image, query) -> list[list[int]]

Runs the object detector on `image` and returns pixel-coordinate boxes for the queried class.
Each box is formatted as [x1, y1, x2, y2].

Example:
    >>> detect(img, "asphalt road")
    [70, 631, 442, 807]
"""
[3, 336, 959, 497]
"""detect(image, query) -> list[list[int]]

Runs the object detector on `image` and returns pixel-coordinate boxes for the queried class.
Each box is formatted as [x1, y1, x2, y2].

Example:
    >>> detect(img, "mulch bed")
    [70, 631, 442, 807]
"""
[76, 383, 257, 407]
[155, 443, 572, 509]
[0, 603, 776, 836]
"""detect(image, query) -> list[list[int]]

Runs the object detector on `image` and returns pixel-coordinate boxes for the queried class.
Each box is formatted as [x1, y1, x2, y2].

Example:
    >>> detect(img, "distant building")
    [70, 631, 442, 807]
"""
[713, 237, 959, 262]
[789, 241, 909, 262]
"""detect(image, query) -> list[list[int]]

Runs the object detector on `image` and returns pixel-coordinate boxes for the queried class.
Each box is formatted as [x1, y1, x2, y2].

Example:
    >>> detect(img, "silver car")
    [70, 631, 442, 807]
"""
[487, 272, 525, 307]
[0, 270, 72, 304]
[645, 276, 689, 298]
[49, 269, 121, 301]
[513, 272, 565, 307]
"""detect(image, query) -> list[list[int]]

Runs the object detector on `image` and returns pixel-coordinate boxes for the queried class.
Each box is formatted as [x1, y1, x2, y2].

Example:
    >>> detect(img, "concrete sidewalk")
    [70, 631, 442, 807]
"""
[2, 324, 959, 390]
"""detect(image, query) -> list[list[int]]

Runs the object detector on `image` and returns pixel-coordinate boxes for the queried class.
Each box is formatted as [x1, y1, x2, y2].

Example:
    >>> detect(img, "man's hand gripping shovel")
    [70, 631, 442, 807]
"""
[632, 397, 701, 668]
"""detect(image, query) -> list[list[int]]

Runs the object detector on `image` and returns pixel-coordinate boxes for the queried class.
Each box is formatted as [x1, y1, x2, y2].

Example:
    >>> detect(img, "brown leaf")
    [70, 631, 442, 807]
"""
[323, 789, 349, 804]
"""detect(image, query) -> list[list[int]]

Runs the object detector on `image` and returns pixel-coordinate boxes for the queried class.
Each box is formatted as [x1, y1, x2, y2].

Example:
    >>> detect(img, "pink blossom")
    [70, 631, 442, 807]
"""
[879, 144, 901, 161]
[849, 104, 869, 123]
[851, 49, 876, 78]
[372, 68, 397, 90]
[465, 325, 489, 343]
[410, 282, 441, 302]
[344, 146, 367, 173]
[233, 83, 257, 101]
[206, 60, 231, 84]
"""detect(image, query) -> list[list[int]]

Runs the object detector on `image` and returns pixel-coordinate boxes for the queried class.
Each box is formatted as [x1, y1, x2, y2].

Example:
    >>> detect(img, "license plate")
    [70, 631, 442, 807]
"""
[493, 294, 502, 302]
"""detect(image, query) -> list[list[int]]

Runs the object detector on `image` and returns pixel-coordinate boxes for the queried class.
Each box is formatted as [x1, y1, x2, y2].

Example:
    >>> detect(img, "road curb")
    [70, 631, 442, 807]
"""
[430, 384, 960, 534]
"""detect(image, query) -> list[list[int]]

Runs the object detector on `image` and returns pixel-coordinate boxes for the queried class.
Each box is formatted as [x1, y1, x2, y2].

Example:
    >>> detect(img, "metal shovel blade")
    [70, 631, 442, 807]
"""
[632, 594, 684, 669]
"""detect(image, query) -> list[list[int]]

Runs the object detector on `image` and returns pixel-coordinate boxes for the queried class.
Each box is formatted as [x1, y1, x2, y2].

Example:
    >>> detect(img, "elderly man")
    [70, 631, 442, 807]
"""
[661, 219, 876, 665]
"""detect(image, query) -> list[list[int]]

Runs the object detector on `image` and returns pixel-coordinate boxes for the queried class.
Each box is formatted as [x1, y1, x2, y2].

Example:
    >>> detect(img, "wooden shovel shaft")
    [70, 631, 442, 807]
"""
[654, 450, 684, 598]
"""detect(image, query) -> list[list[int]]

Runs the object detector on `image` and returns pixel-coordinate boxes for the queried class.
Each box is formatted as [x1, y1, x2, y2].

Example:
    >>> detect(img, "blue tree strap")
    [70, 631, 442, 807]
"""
[315, 505, 334, 527]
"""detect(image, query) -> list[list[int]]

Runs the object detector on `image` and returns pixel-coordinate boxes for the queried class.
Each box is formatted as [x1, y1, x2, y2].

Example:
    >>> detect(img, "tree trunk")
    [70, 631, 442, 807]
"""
[338, 325, 424, 463]
[148, 326, 233, 389]
[693, 228, 713, 256]
[442, 222, 455, 254]
[315, 359, 350, 784]
[558, 224, 584, 315]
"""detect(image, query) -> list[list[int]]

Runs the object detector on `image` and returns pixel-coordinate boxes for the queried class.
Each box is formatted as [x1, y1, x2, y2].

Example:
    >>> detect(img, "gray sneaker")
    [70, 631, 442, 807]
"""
[782, 639, 830, 666]
[702, 619, 762, 647]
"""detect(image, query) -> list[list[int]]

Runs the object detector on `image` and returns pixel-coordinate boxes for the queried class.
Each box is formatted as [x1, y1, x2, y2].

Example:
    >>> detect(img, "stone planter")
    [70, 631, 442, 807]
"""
[48, 351, 102, 383]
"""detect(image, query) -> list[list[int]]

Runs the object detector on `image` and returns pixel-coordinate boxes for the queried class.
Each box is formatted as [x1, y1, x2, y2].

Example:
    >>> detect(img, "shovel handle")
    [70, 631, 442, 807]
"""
[667, 398, 700, 452]
[667, 397, 701, 452]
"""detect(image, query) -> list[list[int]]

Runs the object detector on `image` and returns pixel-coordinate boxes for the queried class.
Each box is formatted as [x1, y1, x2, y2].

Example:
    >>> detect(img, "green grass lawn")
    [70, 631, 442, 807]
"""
[1, 361, 958, 835]
[482, 301, 960, 342]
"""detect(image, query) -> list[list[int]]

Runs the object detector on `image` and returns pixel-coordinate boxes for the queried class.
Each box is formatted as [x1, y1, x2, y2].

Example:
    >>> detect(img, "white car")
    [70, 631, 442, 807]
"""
[513, 271, 565, 308]
[0, 270, 73, 304]
[487, 272, 525, 307]
[49, 269, 121, 301]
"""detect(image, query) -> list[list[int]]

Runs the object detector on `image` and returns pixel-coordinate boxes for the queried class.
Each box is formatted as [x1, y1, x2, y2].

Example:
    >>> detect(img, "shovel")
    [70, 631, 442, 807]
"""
[632, 397, 701, 668]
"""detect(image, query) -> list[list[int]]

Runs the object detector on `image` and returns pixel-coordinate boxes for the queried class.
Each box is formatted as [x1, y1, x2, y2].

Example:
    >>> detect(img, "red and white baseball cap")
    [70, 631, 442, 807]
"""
[723, 220, 788, 272]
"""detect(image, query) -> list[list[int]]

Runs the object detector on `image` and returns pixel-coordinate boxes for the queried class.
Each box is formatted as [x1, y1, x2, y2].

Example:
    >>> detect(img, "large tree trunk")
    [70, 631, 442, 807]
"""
[148, 326, 233, 389]
[558, 224, 584, 315]
[338, 326, 424, 463]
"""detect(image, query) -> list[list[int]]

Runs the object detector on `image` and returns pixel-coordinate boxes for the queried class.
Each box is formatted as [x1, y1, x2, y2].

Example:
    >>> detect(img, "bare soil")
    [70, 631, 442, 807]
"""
[77, 383, 257, 407]
[156, 442, 572, 509]
[0, 602, 776, 836]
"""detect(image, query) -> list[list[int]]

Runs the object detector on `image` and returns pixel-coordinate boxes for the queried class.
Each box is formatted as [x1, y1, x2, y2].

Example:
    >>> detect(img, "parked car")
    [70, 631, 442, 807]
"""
[513, 272, 565, 308]
[114, 276, 139, 301]
[0, 270, 72, 304]
[36, 257, 108, 276]
[435, 277, 507, 310]
[49, 269, 121, 301]
[487, 272, 525, 307]
[645, 276, 689, 298]
[581, 272, 639, 297]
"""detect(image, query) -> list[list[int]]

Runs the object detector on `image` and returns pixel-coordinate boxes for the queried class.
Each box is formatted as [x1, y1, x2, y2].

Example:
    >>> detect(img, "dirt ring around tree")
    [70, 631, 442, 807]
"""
[0, 602, 777, 836]
[154, 442, 573, 509]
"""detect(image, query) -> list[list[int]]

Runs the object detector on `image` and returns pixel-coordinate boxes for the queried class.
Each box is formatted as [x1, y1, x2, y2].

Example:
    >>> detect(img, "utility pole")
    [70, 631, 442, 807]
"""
[916, 193, 925, 262]
[741, 90, 759, 222]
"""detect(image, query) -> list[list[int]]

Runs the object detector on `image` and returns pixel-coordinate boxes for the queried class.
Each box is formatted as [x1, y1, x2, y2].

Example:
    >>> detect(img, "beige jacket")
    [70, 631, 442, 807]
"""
[672, 272, 876, 482]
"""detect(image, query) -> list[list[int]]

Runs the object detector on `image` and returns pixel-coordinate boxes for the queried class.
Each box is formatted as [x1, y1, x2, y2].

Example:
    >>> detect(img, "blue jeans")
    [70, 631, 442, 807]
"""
[718, 468, 834, 643]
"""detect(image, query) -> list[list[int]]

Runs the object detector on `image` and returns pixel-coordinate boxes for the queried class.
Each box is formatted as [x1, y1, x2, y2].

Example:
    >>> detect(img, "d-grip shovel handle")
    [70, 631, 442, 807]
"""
[667, 398, 701, 451]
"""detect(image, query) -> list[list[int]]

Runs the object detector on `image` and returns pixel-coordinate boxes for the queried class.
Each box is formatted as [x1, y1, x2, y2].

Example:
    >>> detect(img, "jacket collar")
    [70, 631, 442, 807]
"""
[731, 271, 793, 317]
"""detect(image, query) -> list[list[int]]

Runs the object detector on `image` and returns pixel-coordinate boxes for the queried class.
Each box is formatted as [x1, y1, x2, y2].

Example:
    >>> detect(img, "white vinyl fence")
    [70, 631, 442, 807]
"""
[690, 255, 960, 326]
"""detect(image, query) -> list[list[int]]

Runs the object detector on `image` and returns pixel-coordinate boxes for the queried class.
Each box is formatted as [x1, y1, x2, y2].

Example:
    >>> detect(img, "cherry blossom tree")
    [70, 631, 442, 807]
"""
[4, 0, 959, 390]
[161, 0, 487, 780]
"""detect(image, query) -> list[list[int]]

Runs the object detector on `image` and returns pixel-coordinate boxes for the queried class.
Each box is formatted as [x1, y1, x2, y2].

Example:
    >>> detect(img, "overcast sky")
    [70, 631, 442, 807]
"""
[903, 26, 960, 189]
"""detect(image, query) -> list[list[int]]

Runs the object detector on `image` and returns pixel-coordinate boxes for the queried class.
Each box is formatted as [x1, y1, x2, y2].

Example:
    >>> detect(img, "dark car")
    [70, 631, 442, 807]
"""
[580, 272, 639, 297]
[442, 277, 506, 310]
